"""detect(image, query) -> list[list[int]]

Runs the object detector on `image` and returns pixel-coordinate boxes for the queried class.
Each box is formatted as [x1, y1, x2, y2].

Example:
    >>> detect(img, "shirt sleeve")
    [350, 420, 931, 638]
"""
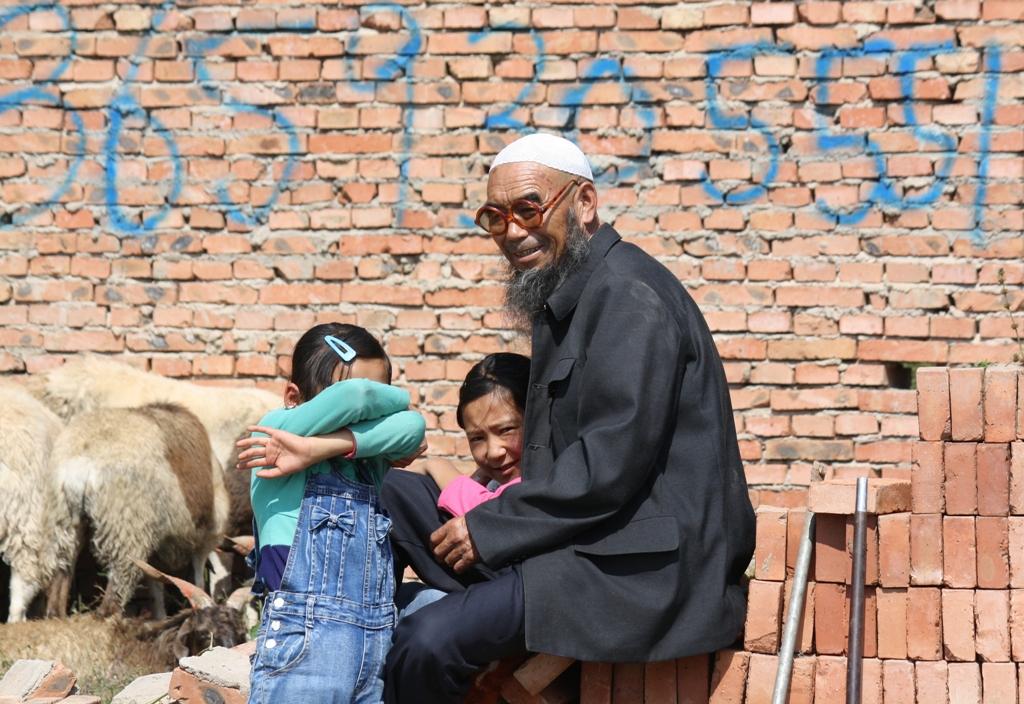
[348, 410, 426, 461]
[465, 274, 686, 568]
[268, 378, 411, 437]
[438, 476, 521, 517]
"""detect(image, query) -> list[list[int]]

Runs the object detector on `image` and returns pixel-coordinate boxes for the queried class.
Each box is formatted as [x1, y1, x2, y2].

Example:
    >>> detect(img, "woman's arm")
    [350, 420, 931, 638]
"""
[404, 458, 462, 491]
[237, 427, 355, 479]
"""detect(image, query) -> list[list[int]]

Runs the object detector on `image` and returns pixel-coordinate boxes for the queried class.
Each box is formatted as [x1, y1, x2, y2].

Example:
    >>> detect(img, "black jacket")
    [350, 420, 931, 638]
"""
[465, 224, 755, 662]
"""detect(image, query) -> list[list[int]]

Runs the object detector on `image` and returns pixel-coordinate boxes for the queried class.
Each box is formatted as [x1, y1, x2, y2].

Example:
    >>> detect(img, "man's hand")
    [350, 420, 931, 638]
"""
[431, 515, 482, 574]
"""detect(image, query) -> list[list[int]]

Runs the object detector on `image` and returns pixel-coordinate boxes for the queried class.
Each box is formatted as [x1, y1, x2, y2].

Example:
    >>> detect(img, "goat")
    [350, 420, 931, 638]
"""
[47, 403, 229, 620]
[0, 383, 71, 622]
[28, 356, 281, 537]
[0, 561, 251, 681]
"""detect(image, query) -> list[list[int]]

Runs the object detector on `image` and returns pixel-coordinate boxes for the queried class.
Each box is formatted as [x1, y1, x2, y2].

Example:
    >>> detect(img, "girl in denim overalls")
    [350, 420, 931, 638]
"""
[237, 323, 426, 704]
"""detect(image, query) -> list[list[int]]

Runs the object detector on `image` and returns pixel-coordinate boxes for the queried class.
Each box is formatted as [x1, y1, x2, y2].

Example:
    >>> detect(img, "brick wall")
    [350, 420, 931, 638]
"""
[0, 0, 1022, 500]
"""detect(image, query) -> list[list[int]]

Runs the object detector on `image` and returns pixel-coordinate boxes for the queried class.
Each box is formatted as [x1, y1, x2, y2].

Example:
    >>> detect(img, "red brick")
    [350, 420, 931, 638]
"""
[877, 587, 908, 659]
[882, 660, 914, 704]
[943, 589, 977, 662]
[816, 513, 850, 584]
[168, 668, 246, 704]
[985, 369, 1019, 442]
[919, 370, 953, 441]
[709, 650, 748, 704]
[945, 516, 978, 588]
[951, 368, 985, 441]
[677, 655, 710, 704]
[981, 662, 1017, 704]
[915, 661, 948, 704]
[815, 582, 849, 655]
[978, 444, 1011, 516]
[744, 579, 784, 653]
[580, 662, 612, 704]
[809, 478, 911, 515]
[754, 506, 788, 581]
[878, 513, 911, 588]
[783, 579, 816, 654]
[947, 663, 981, 704]
[814, 655, 846, 703]
[1010, 590, 1024, 661]
[977, 517, 1010, 589]
[908, 587, 944, 661]
[913, 442, 945, 514]
[977, 590, 1012, 662]
[1012, 444, 1024, 515]
[944, 443, 978, 516]
[1010, 518, 1024, 588]
[615, 660, 660, 704]
[743, 653, 777, 704]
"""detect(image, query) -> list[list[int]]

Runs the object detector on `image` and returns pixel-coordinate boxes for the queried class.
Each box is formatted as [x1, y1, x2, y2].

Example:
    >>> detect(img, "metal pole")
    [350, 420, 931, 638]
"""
[846, 477, 869, 704]
[771, 463, 826, 704]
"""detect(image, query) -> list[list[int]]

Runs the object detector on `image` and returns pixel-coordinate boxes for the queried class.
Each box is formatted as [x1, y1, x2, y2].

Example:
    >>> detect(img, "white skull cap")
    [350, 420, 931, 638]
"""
[489, 133, 594, 181]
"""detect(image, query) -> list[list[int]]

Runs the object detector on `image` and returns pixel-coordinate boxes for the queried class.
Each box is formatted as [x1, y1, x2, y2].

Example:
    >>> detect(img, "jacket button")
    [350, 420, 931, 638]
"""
[266, 639, 277, 649]
[273, 597, 284, 608]
[271, 620, 281, 631]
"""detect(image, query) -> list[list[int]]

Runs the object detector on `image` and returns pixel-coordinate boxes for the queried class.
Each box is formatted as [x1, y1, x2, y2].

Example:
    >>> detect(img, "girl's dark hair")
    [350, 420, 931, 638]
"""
[290, 323, 392, 402]
[456, 353, 531, 429]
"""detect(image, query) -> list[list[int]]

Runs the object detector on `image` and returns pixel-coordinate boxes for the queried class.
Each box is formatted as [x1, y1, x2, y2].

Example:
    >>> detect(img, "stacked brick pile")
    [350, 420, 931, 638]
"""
[707, 365, 1024, 704]
[0, 0, 1023, 503]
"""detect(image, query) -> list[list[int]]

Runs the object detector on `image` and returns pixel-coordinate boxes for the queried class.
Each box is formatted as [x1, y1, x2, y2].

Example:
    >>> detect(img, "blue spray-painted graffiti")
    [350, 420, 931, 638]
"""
[0, 1, 1008, 245]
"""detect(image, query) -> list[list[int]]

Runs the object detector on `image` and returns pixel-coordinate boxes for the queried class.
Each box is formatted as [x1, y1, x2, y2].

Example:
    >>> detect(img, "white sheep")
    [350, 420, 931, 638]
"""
[0, 383, 70, 622]
[47, 403, 229, 620]
[29, 356, 281, 537]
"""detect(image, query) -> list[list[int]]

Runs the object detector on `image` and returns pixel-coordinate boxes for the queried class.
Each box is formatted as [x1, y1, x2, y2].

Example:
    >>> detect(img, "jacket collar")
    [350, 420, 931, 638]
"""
[545, 224, 620, 321]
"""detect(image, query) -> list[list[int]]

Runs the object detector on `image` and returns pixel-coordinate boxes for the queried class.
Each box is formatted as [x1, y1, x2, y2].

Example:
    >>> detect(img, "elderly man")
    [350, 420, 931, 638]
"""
[384, 134, 755, 703]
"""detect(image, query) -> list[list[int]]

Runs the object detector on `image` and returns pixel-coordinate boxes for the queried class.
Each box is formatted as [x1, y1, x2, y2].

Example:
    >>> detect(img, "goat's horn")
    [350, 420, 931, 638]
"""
[227, 536, 256, 555]
[131, 557, 215, 611]
[226, 586, 255, 612]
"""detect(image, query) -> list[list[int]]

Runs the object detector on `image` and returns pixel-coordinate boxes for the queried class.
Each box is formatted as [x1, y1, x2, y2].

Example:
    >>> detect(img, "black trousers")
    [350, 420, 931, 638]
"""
[383, 567, 527, 704]
[379, 470, 527, 704]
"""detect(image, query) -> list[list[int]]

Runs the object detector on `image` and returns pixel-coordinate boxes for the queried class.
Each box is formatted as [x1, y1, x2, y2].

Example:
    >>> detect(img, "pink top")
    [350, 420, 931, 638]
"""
[437, 475, 522, 517]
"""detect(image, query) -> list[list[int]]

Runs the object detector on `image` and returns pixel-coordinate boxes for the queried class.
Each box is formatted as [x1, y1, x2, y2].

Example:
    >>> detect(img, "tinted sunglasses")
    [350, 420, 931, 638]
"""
[474, 179, 581, 237]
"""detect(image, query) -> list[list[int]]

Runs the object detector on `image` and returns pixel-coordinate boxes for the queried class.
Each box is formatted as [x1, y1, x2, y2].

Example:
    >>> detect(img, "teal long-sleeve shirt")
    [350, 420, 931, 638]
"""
[250, 378, 426, 559]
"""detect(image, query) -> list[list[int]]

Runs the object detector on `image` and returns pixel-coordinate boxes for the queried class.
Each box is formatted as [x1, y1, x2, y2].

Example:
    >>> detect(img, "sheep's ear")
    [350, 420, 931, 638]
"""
[131, 557, 215, 611]
[226, 536, 256, 555]
[225, 586, 255, 612]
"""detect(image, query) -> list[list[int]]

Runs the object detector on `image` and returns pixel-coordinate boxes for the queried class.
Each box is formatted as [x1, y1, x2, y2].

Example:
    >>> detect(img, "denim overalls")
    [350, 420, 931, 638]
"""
[248, 466, 395, 704]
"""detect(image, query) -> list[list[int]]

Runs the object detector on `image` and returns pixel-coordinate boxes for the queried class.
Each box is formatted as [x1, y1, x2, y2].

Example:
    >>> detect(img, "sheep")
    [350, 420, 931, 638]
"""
[47, 403, 229, 620]
[0, 561, 251, 683]
[0, 383, 71, 623]
[29, 356, 281, 537]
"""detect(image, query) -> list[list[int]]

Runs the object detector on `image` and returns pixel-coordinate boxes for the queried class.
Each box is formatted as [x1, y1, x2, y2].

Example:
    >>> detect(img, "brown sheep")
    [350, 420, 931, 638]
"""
[47, 403, 229, 620]
[0, 562, 251, 683]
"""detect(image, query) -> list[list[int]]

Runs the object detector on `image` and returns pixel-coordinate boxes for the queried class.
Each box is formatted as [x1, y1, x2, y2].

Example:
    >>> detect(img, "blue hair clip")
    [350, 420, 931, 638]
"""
[324, 335, 357, 362]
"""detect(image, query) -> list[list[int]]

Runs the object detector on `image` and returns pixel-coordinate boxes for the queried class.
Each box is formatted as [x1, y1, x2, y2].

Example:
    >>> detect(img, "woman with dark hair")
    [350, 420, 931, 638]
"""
[378, 352, 531, 593]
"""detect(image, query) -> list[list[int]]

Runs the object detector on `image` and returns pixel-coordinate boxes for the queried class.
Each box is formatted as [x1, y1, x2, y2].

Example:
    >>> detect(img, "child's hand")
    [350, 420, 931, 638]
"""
[388, 439, 428, 469]
[237, 426, 316, 479]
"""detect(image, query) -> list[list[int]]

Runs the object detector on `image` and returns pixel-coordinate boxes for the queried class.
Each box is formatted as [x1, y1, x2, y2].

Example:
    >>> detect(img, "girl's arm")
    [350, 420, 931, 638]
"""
[238, 409, 426, 480]
[348, 410, 426, 461]
[275, 379, 411, 437]
[237, 427, 355, 479]
[401, 458, 463, 491]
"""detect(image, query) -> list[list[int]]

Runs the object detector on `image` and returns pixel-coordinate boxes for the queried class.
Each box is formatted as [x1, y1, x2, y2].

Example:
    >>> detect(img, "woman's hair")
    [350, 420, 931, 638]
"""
[456, 353, 531, 429]
[290, 323, 392, 402]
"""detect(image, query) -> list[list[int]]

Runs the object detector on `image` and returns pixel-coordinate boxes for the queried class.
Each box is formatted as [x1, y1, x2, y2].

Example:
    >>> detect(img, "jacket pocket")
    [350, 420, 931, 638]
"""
[573, 516, 680, 556]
